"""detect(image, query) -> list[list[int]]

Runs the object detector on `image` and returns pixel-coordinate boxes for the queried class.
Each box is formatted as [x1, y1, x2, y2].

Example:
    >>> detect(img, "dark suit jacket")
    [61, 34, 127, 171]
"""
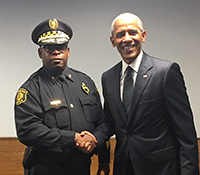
[99, 52, 199, 175]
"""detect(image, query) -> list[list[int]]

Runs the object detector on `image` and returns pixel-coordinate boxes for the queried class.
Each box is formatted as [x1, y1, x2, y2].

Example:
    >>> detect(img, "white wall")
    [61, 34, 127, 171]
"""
[0, 0, 200, 136]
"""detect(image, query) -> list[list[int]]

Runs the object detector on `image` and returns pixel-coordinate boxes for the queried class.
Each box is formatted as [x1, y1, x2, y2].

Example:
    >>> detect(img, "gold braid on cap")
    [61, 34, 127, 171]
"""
[38, 18, 70, 44]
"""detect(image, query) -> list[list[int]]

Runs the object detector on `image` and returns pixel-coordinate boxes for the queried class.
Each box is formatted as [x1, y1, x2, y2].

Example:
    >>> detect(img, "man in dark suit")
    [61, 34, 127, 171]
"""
[100, 12, 199, 175]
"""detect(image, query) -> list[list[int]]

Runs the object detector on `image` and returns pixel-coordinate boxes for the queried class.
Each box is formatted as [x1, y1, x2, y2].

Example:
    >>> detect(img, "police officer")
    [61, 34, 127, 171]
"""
[14, 18, 109, 175]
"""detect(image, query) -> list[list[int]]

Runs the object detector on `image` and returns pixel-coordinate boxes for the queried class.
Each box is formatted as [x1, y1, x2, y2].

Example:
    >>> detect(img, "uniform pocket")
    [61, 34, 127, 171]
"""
[79, 96, 98, 123]
[42, 98, 70, 129]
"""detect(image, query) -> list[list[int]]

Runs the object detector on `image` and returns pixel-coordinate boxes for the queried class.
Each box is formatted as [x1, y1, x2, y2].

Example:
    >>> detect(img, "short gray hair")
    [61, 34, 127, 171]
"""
[110, 12, 144, 36]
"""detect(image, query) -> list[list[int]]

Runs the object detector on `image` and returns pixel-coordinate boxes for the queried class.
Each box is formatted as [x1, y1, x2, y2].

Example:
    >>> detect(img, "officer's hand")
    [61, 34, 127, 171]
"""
[79, 131, 98, 152]
[75, 132, 97, 153]
[97, 163, 110, 175]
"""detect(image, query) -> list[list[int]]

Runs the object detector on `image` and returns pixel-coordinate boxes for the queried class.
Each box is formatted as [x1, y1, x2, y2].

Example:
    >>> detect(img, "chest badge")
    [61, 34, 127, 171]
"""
[82, 82, 90, 94]
[96, 88, 100, 94]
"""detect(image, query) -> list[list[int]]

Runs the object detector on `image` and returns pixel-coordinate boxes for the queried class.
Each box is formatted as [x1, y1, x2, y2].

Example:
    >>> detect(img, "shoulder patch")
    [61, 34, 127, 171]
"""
[16, 88, 28, 105]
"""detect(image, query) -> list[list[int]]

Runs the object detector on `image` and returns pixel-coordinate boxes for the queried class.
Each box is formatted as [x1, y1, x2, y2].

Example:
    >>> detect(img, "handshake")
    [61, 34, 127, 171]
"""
[75, 131, 98, 154]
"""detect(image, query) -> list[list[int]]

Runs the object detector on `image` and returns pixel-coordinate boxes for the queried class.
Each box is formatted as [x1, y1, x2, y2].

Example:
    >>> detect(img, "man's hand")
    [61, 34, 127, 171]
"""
[75, 131, 98, 153]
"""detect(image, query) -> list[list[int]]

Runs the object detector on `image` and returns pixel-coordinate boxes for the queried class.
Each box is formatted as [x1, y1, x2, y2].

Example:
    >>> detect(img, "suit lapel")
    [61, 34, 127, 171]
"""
[128, 53, 153, 123]
[110, 62, 128, 123]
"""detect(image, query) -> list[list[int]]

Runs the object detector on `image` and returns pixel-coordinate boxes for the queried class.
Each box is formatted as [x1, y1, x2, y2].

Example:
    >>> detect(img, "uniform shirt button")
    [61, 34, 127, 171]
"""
[70, 104, 74, 108]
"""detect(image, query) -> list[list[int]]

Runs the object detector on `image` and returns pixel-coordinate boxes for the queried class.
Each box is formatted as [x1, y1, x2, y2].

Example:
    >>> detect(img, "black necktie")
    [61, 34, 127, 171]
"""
[58, 74, 70, 102]
[123, 66, 134, 117]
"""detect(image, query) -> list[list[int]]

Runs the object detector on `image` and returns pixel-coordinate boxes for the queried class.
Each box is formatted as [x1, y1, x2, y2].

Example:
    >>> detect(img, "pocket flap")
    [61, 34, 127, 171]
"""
[79, 96, 97, 106]
[150, 146, 176, 163]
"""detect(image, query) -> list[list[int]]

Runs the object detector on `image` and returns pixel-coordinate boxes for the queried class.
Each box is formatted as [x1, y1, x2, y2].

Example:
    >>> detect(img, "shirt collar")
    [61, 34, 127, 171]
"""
[42, 66, 74, 83]
[62, 68, 73, 80]
[122, 50, 143, 75]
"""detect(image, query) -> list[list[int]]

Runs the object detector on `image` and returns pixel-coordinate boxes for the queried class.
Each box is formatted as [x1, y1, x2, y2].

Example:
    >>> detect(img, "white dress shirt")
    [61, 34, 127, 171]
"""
[120, 51, 143, 101]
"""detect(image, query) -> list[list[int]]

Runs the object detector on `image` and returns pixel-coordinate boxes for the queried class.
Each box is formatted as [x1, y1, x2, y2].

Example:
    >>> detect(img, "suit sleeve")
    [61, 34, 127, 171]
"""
[163, 62, 199, 175]
[93, 73, 115, 146]
[102, 72, 115, 136]
[93, 73, 116, 164]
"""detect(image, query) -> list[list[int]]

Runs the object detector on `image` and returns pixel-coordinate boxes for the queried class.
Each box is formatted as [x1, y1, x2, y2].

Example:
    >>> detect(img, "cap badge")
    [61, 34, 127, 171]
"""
[82, 82, 90, 94]
[49, 18, 58, 30]
[16, 88, 28, 105]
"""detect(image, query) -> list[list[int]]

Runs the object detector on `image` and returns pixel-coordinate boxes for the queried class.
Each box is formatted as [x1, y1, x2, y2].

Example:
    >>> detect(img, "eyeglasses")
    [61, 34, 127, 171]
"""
[40, 44, 68, 53]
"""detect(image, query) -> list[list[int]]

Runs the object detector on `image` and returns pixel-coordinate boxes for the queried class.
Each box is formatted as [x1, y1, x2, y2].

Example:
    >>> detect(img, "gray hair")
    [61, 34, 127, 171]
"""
[110, 12, 144, 36]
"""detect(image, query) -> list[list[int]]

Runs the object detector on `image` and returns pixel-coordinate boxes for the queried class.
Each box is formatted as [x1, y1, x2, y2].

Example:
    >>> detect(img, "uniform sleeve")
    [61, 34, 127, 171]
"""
[14, 85, 75, 150]
[163, 63, 199, 175]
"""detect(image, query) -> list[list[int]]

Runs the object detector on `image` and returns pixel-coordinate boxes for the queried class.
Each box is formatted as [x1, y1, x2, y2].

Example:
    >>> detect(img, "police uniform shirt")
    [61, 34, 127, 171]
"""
[15, 66, 104, 154]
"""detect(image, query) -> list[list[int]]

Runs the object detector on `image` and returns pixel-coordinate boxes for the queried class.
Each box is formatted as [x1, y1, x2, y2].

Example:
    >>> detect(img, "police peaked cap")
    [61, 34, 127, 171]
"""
[31, 18, 73, 45]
